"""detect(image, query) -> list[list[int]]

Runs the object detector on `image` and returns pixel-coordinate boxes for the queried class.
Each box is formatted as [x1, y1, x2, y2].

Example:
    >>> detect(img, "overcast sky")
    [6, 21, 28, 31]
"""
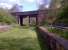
[0, 0, 51, 11]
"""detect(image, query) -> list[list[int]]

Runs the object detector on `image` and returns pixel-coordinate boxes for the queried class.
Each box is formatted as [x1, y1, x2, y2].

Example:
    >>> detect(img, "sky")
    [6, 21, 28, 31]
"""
[0, 0, 51, 11]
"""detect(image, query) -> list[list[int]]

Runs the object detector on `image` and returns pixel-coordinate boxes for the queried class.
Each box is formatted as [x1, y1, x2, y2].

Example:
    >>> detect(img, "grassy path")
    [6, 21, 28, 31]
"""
[0, 27, 41, 50]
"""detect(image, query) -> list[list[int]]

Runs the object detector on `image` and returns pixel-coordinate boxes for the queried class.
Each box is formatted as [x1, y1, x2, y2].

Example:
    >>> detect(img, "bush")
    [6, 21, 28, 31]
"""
[0, 8, 16, 25]
[54, 6, 68, 25]
[0, 16, 16, 25]
[48, 28, 68, 39]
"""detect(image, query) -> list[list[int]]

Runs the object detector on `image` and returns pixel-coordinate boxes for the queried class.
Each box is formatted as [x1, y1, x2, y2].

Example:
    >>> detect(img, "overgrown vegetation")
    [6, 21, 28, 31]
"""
[48, 28, 68, 39]
[54, 6, 68, 26]
[0, 27, 41, 50]
[48, 6, 68, 39]
[0, 8, 16, 25]
[39, 4, 68, 39]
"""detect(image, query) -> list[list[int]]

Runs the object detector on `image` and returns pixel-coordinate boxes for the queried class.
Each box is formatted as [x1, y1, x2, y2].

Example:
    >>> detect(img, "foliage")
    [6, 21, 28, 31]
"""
[48, 6, 68, 39]
[54, 6, 68, 25]
[48, 28, 68, 39]
[0, 8, 16, 24]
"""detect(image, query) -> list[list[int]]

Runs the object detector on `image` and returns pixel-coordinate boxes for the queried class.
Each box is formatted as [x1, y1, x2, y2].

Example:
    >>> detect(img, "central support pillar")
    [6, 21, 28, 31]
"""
[29, 16, 31, 25]
[20, 16, 23, 26]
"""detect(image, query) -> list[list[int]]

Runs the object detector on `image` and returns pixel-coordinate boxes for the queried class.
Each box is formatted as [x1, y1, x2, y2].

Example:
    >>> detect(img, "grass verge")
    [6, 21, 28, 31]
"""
[0, 26, 41, 50]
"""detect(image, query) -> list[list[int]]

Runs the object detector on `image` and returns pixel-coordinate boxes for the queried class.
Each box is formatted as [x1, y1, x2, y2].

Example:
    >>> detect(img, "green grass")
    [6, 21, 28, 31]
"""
[0, 27, 41, 50]
[48, 28, 68, 39]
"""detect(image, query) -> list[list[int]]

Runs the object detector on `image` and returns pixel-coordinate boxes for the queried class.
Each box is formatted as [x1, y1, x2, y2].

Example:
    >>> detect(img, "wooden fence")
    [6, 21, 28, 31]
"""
[36, 26, 68, 50]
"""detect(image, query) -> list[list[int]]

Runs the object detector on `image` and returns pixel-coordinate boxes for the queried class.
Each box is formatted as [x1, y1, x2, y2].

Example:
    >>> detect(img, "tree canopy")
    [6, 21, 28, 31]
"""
[54, 6, 68, 26]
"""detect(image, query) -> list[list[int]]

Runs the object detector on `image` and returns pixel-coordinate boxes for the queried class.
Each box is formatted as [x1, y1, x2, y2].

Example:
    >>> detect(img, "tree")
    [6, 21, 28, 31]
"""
[54, 6, 68, 26]
[10, 4, 23, 12]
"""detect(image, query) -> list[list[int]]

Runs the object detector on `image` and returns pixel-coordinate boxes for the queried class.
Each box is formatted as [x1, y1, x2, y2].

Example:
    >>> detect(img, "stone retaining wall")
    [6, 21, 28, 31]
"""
[36, 26, 68, 50]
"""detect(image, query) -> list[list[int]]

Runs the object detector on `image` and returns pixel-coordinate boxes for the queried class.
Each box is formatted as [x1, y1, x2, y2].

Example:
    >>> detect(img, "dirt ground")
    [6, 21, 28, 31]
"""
[0, 25, 11, 32]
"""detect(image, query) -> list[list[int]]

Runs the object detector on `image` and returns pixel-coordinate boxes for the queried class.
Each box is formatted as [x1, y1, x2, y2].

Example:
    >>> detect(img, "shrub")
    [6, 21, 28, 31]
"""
[54, 6, 68, 25]
[0, 8, 16, 25]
